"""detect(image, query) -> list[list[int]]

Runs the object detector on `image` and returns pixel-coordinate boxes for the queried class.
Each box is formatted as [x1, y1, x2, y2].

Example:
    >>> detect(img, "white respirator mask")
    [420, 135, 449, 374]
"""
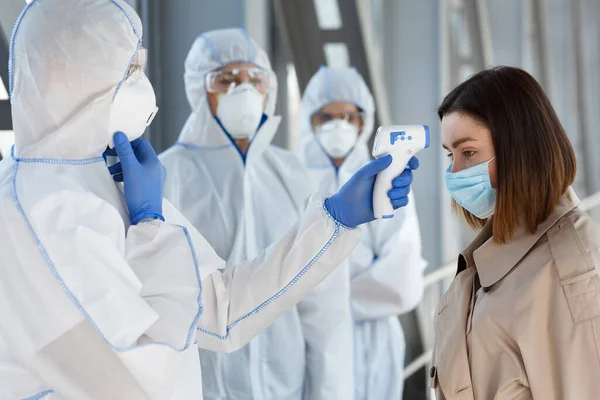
[315, 119, 360, 159]
[216, 83, 265, 139]
[108, 75, 159, 148]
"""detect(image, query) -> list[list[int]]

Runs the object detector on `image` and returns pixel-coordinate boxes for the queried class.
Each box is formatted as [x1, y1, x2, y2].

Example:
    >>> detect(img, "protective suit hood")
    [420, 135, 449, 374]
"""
[9, 0, 142, 159]
[299, 66, 375, 173]
[177, 28, 279, 151]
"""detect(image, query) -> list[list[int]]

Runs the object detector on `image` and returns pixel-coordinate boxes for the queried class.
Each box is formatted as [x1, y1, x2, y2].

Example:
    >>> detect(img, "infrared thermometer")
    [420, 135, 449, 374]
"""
[372, 125, 430, 219]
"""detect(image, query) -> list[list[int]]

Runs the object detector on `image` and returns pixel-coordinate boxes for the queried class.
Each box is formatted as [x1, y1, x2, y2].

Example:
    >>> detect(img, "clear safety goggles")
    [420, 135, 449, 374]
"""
[205, 66, 274, 95]
[312, 110, 365, 127]
[125, 46, 148, 83]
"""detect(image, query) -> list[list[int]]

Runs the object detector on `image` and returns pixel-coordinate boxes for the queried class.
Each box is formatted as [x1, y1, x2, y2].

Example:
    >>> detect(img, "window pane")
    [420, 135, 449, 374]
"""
[0, 131, 15, 158]
[0, 79, 8, 101]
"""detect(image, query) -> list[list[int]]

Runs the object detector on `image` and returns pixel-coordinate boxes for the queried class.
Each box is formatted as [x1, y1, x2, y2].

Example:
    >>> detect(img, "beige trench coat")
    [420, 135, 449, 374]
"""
[430, 188, 600, 399]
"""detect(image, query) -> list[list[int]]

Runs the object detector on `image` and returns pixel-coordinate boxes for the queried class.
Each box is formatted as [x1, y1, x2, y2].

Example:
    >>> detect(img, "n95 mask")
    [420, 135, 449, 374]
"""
[216, 83, 265, 139]
[316, 120, 359, 159]
[108, 75, 159, 148]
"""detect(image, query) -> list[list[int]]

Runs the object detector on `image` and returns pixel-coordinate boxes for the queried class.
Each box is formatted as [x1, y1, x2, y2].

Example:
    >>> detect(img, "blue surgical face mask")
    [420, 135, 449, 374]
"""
[445, 157, 496, 219]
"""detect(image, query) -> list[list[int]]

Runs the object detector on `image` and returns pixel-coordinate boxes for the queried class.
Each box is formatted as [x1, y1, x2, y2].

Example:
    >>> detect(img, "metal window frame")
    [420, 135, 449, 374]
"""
[0, 24, 12, 131]
[272, 0, 376, 104]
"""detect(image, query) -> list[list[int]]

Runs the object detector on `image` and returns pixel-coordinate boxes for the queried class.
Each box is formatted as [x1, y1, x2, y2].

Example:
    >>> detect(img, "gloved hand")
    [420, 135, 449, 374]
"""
[324, 155, 419, 228]
[104, 131, 166, 225]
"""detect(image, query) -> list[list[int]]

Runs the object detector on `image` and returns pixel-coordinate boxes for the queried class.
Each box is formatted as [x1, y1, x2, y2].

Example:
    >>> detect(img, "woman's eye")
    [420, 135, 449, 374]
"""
[463, 151, 475, 158]
[446, 153, 454, 159]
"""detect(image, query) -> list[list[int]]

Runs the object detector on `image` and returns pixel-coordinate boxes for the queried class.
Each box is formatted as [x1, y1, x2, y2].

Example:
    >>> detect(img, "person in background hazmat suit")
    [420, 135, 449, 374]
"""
[160, 29, 354, 400]
[300, 66, 427, 400]
[0, 1, 418, 399]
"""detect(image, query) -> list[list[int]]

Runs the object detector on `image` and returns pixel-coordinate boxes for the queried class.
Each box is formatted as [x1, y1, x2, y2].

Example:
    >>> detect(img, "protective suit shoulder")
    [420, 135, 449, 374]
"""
[159, 144, 197, 175]
[266, 145, 309, 172]
[159, 143, 185, 163]
[262, 145, 317, 209]
[159, 144, 200, 208]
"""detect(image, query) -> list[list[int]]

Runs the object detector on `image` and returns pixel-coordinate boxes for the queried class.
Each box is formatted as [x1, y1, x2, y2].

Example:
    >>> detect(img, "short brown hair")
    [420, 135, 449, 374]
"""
[438, 66, 576, 243]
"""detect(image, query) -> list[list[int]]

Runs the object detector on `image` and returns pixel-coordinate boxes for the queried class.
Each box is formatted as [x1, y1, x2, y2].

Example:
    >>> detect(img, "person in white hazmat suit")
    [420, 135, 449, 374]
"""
[0, 1, 418, 399]
[299, 66, 427, 400]
[160, 29, 354, 400]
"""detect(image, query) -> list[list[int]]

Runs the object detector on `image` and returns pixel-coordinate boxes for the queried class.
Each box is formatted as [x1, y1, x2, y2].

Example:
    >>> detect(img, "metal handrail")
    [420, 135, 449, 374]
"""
[404, 191, 600, 380]
[580, 191, 600, 212]
[423, 263, 455, 287]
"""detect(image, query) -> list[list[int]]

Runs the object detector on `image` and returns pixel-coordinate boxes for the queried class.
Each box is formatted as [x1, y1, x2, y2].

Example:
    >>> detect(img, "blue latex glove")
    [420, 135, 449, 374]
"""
[104, 132, 166, 225]
[325, 155, 419, 228]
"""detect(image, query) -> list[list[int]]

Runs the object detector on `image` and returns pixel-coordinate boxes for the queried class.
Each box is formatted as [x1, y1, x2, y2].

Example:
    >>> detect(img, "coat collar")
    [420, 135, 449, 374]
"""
[461, 187, 580, 288]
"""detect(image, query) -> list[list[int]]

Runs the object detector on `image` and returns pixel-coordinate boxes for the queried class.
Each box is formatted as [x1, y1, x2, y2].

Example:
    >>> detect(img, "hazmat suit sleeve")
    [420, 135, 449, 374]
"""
[195, 194, 361, 352]
[350, 194, 427, 321]
[5, 187, 360, 398]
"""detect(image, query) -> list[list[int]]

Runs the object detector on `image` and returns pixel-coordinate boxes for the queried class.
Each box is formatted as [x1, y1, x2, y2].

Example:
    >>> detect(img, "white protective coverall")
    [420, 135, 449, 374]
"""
[300, 66, 427, 400]
[160, 29, 354, 400]
[0, 3, 360, 399]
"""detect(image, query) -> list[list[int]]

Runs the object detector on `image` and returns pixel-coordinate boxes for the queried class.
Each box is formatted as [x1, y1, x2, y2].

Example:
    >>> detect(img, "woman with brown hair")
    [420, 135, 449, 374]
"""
[431, 66, 600, 399]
